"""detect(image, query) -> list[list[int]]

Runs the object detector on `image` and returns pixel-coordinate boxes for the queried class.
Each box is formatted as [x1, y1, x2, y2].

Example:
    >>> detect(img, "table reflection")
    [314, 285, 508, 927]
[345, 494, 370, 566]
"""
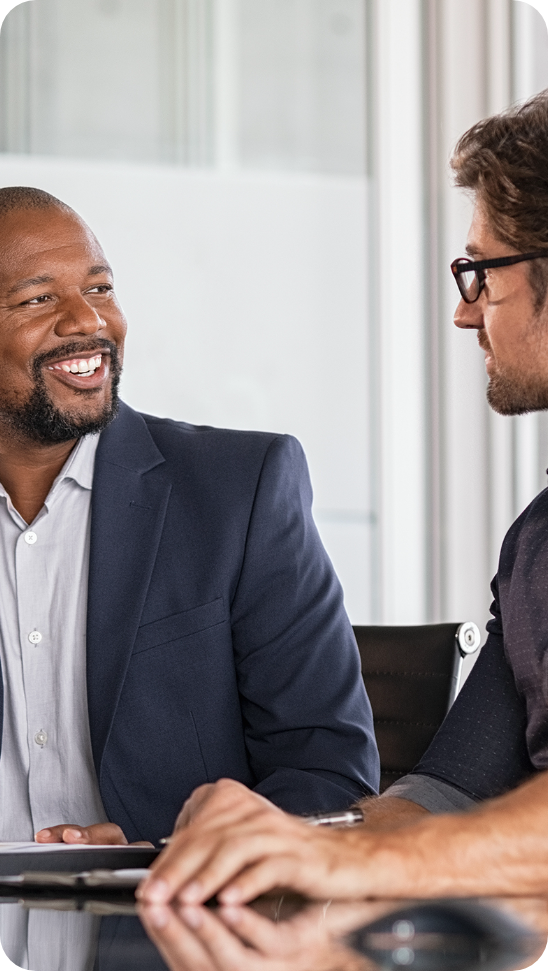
[0, 892, 545, 971]
[138, 896, 546, 971]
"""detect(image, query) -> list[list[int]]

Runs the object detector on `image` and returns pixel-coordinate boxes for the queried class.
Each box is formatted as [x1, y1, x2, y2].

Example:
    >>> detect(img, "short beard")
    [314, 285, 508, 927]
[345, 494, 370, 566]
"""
[0, 339, 122, 444]
[478, 327, 548, 416]
[487, 368, 548, 416]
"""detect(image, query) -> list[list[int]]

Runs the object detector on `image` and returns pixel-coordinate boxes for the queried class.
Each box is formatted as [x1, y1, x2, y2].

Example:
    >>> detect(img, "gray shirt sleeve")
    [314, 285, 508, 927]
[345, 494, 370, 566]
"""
[381, 774, 478, 813]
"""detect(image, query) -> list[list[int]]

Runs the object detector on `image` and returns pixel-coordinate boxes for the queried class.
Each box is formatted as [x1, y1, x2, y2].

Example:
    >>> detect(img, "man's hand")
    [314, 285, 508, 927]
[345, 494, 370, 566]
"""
[172, 782, 234, 831]
[35, 823, 152, 846]
[137, 778, 375, 906]
[139, 898, 376, 971]
[138, 771, 548, 906]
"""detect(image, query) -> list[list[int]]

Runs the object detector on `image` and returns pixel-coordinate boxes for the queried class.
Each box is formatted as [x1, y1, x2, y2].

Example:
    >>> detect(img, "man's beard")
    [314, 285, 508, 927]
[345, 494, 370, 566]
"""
[0, 339, 122, 444]
[486, 369, 548, 415]
[478, 331, 548, 416]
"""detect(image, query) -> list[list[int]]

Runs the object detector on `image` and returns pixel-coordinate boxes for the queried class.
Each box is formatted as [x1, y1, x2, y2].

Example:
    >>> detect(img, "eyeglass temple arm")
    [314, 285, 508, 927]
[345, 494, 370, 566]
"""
[452, 251, 547, 275]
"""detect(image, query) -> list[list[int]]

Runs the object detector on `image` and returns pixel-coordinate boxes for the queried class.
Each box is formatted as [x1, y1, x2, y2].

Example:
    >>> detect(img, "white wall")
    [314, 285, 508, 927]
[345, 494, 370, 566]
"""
[0, 154, 373, 621]
[370, 0, 427, 624]
[0, 1, 548, 633]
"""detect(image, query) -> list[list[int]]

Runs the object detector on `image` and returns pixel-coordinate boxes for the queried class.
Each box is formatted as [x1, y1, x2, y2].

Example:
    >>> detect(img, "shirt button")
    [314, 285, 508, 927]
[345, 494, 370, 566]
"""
[28, 630, 42, 645]
[34, 730, 47, 747]
[24, 531, 37, 545]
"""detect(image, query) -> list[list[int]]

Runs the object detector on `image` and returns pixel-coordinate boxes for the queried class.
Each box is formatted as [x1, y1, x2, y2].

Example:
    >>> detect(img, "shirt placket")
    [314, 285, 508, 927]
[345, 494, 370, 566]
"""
[16, 510, 57, 833]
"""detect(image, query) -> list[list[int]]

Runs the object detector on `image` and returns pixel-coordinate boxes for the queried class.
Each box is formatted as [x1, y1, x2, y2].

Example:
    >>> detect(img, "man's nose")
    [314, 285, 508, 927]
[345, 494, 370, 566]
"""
[53, 291, 106, 337]
[453, 297, 483, 330]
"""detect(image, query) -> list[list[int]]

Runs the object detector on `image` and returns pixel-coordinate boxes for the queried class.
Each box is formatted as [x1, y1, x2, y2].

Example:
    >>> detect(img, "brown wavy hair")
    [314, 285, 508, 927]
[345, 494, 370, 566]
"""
[451, 89, 548, 310]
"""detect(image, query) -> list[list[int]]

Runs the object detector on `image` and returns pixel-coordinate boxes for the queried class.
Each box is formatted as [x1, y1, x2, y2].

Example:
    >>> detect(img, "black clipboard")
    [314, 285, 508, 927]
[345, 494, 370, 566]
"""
[0, 845, 159, 877]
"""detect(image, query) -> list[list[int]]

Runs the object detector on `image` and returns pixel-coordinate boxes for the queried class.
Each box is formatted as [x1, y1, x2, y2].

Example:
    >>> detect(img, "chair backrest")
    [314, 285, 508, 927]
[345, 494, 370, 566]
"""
[353, 623, 480, 793]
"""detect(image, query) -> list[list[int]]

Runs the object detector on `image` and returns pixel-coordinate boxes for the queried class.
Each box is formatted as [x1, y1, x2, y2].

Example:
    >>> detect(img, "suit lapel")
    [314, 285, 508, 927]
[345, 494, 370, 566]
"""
[86, 403, 171, 773]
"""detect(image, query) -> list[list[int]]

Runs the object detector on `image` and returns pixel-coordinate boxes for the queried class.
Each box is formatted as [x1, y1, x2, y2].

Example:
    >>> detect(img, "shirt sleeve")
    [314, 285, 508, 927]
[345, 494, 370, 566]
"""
[382, 774, 477, 813]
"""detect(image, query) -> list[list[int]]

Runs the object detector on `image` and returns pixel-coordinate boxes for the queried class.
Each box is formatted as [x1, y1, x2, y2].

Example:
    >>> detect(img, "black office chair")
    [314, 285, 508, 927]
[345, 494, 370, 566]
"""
[353, 622, 481, 792]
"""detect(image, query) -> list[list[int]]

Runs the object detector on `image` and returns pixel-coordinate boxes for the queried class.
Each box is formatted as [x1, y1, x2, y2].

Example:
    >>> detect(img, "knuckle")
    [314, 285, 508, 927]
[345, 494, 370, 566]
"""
[194, 782, 213, 797]
[215, 778, 242, 800]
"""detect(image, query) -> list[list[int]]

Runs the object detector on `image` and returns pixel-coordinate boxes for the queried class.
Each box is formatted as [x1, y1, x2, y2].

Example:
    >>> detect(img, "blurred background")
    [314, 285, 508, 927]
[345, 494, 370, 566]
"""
[0, 0, 546, 635]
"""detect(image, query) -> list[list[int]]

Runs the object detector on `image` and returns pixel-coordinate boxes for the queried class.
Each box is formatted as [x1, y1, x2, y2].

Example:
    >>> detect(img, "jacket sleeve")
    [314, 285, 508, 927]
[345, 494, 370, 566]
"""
[229, 434, 380, 813]
[409, 575, 534, 800]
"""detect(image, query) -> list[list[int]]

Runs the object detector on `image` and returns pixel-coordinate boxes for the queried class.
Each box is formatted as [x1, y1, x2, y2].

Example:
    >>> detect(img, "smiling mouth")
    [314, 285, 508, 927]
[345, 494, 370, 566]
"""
[47, 354, 103, 378]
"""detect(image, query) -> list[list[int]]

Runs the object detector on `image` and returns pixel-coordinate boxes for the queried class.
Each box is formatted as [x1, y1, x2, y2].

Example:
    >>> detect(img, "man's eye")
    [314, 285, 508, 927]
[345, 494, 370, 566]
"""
[25, 294, 51, 305]
[87, 284, 113, 294]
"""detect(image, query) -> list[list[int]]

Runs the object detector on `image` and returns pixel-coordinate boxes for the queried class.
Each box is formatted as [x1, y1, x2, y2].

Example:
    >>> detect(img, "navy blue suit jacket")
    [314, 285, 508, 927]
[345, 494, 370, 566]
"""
[62, 403, 380, 844]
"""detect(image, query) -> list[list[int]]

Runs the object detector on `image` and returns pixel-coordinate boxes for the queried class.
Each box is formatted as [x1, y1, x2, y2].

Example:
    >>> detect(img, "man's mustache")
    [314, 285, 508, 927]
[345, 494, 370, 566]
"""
[31, 338, 120, 378]
[477, 331, 492, 354]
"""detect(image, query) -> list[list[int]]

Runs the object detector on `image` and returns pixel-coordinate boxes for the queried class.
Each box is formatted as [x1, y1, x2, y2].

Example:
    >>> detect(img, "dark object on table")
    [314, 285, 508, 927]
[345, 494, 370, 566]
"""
[347, 899, 541, 971]
[0, 846, 158, 877]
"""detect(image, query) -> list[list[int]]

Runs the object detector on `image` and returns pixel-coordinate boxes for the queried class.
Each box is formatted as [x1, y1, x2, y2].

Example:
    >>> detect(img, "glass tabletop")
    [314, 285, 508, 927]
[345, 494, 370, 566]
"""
[0, 889, 546, 971]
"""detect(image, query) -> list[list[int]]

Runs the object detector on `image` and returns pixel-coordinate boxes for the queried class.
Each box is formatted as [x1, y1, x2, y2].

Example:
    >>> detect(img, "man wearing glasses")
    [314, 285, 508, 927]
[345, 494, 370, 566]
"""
[140, 89, 548, 914]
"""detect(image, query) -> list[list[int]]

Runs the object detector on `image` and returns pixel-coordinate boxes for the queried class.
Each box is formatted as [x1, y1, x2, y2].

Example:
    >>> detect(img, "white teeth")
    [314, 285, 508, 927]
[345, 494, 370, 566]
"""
[53, 355, 102, 375]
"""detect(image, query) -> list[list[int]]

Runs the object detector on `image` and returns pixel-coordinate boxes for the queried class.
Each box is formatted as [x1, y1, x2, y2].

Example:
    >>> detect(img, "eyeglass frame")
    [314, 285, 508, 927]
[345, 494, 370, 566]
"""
[451, 251, 548, 303]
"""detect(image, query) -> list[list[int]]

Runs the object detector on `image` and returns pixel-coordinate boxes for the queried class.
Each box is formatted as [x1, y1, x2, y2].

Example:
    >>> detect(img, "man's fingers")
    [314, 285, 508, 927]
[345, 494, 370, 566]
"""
[217, 854, 304, 905]
[70, 822, 128, 844]
[35, 822, 128, 845]
[142, 814, 315, 905]
[142, 815, 371, 907]
[178, 904, 272, 971]
[35, 826, 68, 843]
[140, 832, 233, 903]
[174, 784, 216, 831]
[216, 833, 366, 905]
[139, 902, 216, 971]
[35, 825, 89, 843]
[141, 828, 278, 905]
[172, 780, 283, 836]
[177, 832, 303, 905]
[218, 904, 289, 953]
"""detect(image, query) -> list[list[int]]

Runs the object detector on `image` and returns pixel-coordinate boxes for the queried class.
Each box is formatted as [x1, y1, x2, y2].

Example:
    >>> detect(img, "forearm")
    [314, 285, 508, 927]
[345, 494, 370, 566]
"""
[357, 770, 548, 898]
[358, 795, 430, 831]
[141, 773, 548, 906]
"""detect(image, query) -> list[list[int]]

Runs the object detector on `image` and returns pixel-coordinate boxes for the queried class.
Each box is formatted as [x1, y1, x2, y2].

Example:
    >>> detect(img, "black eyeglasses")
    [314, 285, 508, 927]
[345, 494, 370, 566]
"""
[451, 251, 548, 303]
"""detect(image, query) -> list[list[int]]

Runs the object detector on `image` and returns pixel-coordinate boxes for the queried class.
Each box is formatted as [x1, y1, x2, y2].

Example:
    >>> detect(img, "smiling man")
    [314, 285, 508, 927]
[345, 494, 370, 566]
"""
[140, 89, 548, 910]
[0, 186, 379, 847]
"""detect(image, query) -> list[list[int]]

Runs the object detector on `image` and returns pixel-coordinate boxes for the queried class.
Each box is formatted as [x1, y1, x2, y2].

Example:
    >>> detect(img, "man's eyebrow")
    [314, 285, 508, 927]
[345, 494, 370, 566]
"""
[6, 264, 113, 296]
[88, 264, 113, 277]
[465, 243, 482, 258]
[6, 274, 54, 296]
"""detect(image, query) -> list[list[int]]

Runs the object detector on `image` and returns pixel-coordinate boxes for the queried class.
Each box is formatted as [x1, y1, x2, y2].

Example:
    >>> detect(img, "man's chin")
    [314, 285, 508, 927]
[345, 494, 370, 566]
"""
[486, 373, 548, 416]
[29, 400, 119, 444]
[0, 384, 120, 445]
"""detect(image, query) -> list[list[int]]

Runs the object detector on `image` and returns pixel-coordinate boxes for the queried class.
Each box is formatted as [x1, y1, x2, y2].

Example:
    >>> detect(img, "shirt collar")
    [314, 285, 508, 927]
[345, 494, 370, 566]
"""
[0, 434, 100, 502]
[56, 433, 100, 492]
[0, 433, 101, 526]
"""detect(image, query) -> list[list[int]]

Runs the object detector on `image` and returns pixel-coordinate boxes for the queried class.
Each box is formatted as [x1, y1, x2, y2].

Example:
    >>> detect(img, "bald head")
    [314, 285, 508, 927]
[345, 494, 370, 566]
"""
[0, 186, 75, 221]
[0, 188, 102, 288]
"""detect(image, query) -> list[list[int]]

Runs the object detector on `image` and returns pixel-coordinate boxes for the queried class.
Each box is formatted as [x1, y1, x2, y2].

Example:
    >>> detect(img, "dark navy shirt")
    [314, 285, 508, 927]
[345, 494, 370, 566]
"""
[387, 490, 548, 809]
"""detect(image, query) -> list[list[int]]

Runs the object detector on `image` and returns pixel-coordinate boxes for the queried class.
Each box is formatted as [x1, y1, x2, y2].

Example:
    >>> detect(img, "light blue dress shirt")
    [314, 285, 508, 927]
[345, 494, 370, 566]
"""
[0, 434, 108, 840]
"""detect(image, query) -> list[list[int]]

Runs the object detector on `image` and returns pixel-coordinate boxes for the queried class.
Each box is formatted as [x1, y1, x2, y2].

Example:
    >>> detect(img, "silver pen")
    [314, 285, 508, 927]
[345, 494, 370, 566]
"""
[301, 807, 364, 827]
[158, 806, 364, 845]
